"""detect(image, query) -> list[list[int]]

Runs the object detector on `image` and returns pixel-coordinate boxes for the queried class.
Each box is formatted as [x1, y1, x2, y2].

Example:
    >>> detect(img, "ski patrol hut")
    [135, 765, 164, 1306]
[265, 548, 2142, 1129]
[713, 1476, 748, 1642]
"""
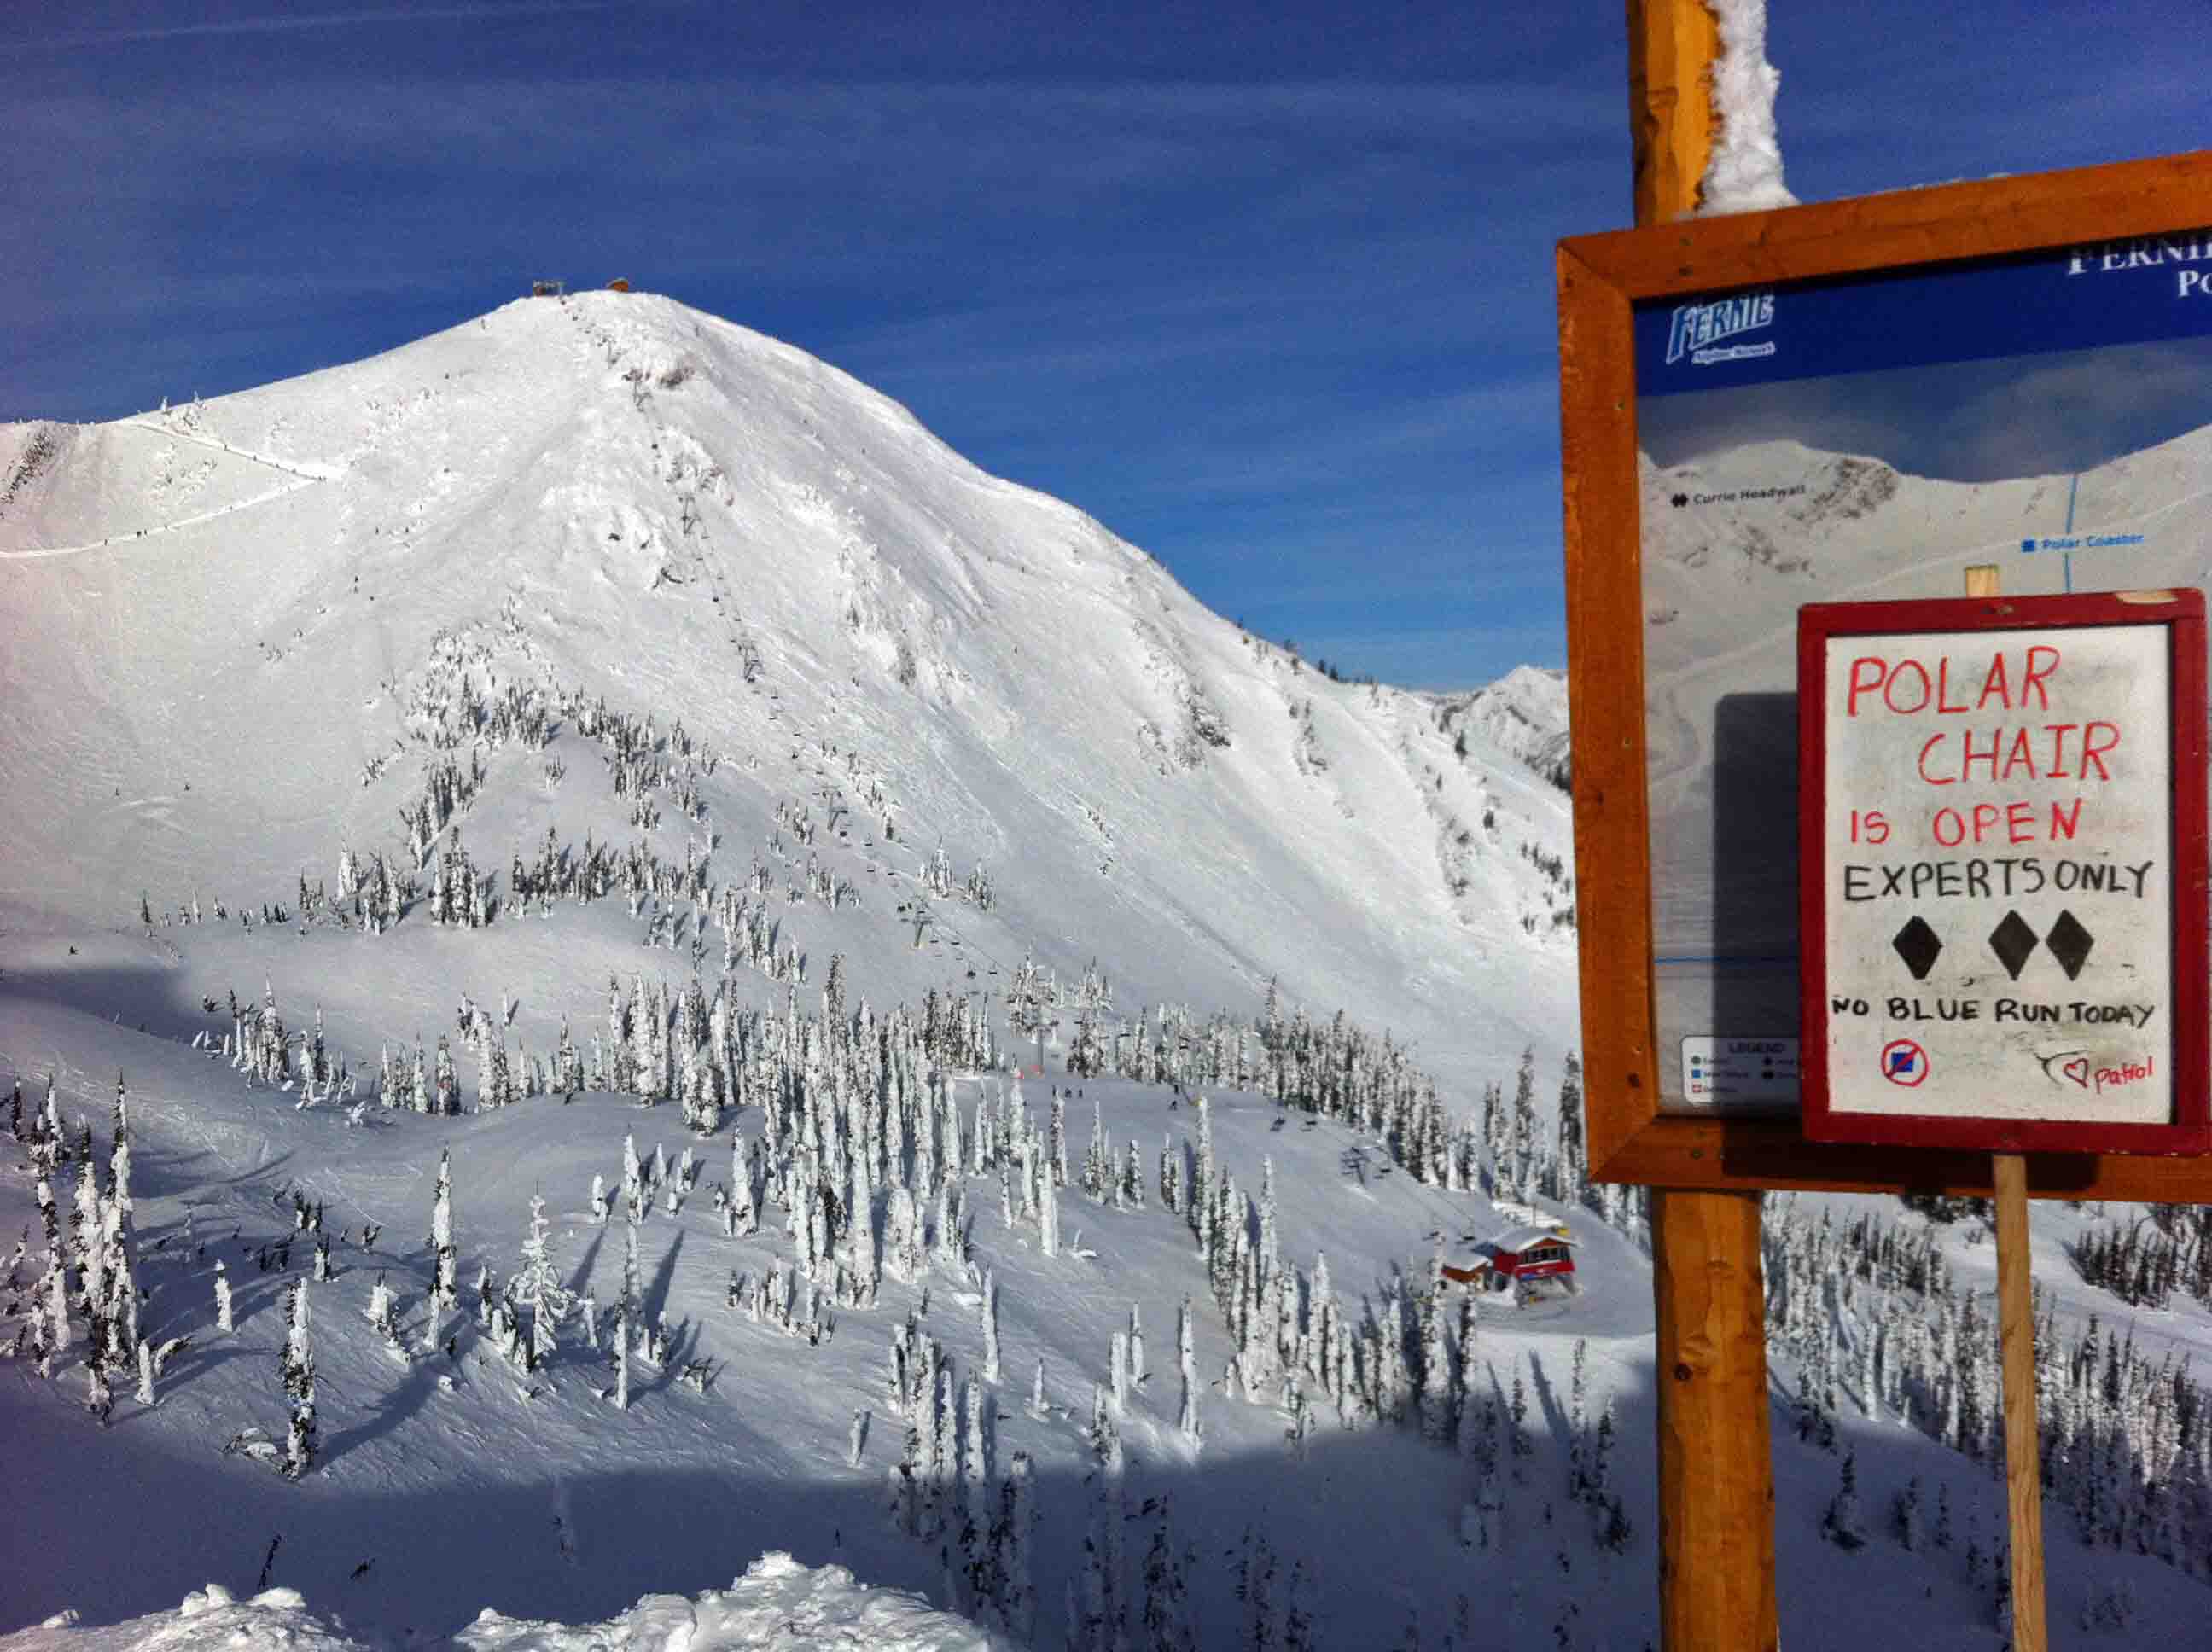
[1444, 1221, 1579, 1300]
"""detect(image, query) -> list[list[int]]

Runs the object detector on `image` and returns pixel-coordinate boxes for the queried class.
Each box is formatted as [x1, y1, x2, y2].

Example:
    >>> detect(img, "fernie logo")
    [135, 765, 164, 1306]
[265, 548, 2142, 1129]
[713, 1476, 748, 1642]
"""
[1665, 291, 1777, 365]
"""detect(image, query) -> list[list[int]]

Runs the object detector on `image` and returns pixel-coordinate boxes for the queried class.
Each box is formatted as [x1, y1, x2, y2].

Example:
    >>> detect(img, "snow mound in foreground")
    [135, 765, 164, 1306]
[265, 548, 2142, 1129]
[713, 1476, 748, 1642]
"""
[2, 1555, 1007, 1652]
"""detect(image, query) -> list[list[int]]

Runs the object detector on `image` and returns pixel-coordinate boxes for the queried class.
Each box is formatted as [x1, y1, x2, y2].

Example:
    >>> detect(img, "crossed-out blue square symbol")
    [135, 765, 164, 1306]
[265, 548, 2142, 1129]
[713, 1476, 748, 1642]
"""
[1887, 1049, 1918, 1076]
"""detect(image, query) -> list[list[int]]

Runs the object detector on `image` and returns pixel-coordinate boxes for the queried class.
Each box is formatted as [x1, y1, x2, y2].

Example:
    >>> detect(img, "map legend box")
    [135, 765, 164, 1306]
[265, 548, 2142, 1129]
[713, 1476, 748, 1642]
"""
[1679, 1036, 1801, 1105]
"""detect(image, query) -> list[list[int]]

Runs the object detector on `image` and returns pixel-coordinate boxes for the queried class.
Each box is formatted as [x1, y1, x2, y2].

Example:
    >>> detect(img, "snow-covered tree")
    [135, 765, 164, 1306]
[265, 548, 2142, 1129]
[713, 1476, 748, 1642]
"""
[614, 1213, 640, 1411]
[108, 1078, 132, 1221]
[1177, 1295, 1201, 1446]
[434, 1035, 458, 1115]
[422, 1149, 456, 1352]
[731, 1133, 758, 1236]
[1820, 1450, 1867, 1550]
[981, 1268, 1001, 1382]
[1138, 1499, 1196, 1652]
[997, 1451, 1037, 1643]
[1421, 1238, 1453, 1444]
[622, 1133, 645, 1224]
[281, 1280, 316, 1479]
[512, 1192, 572, 1370]
[1089, 1382, 1123, 1477]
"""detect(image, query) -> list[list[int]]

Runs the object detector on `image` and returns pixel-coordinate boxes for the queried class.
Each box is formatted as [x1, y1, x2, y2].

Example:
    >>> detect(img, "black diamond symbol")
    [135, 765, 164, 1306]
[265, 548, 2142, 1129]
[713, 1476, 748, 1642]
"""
[1893, 916, 1942, 980]
[2046, 910, 2094, 980]
[1671, 492, 1690, 509]
[1989, 910, 2039, 980]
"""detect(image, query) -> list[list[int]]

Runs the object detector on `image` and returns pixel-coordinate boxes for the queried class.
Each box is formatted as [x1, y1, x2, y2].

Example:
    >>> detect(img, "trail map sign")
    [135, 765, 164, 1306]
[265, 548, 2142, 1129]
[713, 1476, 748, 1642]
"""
[1557, 151, 2212, 1195]
[1799, 592, 2209, 1152]
[1624, 194, 2212, 1123]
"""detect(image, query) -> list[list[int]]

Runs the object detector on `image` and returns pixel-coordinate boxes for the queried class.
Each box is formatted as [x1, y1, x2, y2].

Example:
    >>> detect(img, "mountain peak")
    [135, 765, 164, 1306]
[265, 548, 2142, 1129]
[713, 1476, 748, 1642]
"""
[0, 294, 1575, 1085]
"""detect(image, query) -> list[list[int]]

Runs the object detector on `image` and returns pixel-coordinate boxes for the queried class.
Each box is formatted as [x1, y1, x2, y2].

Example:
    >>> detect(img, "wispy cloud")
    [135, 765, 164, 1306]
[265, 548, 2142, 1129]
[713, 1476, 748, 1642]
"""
[2, 3, 609, 54]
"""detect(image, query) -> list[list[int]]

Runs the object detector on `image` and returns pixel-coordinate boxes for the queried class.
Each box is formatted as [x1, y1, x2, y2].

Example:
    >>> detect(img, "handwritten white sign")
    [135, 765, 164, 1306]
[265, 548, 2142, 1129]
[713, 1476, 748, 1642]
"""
[1820, 624, 2172, 1125]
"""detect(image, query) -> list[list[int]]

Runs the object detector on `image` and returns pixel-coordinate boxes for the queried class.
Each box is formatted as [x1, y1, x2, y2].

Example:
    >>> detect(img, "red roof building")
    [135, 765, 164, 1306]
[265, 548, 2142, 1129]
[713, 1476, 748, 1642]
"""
[1443, 1222, 1580, 1297]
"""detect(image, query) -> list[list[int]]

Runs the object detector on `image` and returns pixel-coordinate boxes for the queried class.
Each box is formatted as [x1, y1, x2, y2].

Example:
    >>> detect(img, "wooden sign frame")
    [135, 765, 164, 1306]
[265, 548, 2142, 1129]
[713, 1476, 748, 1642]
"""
[1558, 149, 2212, 1200]
[1797, 590, 2209, 1155]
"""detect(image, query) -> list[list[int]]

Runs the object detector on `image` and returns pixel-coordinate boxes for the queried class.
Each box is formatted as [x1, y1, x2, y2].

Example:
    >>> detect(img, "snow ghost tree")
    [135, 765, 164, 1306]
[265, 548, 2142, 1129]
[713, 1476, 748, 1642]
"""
[512, 1192, 572, 1370]
[614, 1213, 640, 1411]
[1177, 1296, 1201, 1446]
[981, 1269, 1000, 1382]
[423, 1149, 457, 1352]
[281, 1280, 316, 1480]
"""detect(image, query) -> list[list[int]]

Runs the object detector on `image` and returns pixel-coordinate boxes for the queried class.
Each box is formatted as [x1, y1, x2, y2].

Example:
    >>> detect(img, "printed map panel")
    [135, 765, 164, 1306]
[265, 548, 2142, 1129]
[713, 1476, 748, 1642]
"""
[1636, 231, 2212, 1113]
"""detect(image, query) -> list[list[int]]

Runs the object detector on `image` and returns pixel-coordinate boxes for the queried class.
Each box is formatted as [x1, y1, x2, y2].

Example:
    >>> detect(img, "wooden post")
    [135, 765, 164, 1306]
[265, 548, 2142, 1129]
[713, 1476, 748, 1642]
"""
[1652, 1188, 1777, 1648]
[1629, 6, 1780, 1649]
[1993, 1154, 2049, 1650]
[1965, 559, 2050, 1651]
[1627, 0, 1720, 224]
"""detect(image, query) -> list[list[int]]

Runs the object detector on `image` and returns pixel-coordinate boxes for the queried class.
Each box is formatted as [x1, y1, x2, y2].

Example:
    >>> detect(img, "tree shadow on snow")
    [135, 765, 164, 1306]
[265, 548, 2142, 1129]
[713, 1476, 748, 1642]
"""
[0, 1335, 2196, 1650]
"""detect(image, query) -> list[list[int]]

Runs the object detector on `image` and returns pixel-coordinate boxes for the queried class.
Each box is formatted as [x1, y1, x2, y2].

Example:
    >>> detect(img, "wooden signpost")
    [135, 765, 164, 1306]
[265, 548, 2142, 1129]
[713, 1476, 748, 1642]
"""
[1575, 10, 2212, 1644]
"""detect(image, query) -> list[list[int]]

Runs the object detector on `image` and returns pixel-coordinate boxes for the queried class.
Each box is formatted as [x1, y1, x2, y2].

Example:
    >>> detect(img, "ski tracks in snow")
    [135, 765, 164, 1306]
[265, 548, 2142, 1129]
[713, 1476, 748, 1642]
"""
[114, 415, 345, 484]
[550, 1478, 580, 1563]
[0, 417, 344, 561]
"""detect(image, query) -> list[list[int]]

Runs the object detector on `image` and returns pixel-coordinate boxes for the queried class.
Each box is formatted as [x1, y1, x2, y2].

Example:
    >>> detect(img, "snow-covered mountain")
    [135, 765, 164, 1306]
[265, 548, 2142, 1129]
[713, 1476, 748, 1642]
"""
[0, 290, 1578, 1079]
[0, 293, 1610, 1645]
[1432, 666, 1572, 793]
[6, 294, 2209, 1649]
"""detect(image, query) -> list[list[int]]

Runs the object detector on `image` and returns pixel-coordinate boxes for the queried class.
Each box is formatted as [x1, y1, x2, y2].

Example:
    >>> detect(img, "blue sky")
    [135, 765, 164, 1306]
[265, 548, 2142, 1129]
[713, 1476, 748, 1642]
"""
[4, 2, 2209, 689]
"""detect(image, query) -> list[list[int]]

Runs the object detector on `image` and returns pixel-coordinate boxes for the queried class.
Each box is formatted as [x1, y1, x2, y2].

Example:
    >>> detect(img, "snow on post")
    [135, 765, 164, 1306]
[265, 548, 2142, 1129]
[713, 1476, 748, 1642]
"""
[1698, 0, 1796, 215]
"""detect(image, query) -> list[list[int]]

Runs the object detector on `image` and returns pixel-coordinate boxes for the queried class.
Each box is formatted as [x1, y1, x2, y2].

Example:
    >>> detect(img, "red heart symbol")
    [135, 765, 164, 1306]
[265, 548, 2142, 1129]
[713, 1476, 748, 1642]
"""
[2062, 1057, 2091, 1089]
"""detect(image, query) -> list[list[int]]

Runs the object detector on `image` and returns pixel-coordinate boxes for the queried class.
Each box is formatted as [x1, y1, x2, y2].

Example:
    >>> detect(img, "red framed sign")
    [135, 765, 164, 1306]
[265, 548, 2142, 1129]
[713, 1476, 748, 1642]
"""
[1799, 589, 2209, 1153]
